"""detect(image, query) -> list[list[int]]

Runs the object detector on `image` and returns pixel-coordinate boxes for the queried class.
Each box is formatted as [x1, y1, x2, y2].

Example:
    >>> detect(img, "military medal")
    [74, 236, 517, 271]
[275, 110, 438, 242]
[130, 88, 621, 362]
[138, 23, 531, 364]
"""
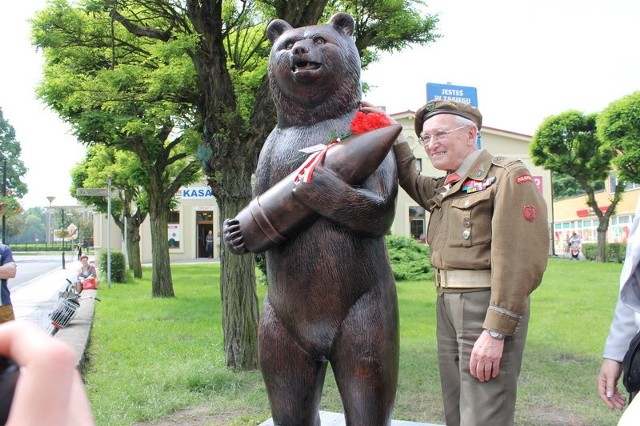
[461, 176, 496, 193]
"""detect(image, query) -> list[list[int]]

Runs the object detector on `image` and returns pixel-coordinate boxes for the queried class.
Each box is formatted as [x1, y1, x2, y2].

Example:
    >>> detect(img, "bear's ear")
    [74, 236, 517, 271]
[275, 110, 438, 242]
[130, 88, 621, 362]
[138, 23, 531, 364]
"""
[328, 13, 355, 37]
[266, 19, 293, 44]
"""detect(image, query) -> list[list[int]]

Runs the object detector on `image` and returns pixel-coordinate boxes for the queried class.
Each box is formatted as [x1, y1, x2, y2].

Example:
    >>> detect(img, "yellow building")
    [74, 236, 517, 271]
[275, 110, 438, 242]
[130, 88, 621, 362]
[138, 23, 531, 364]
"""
[94, 110, 557, 263]
[552, 178, 639, 254]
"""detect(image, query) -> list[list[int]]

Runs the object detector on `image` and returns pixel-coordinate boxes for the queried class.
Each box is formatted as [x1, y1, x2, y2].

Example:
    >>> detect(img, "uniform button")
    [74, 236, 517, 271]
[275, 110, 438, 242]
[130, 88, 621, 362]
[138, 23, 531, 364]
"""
[462, 230, 470, 240]
[463, 217, 470, 228]
[464, 200, 469, 207]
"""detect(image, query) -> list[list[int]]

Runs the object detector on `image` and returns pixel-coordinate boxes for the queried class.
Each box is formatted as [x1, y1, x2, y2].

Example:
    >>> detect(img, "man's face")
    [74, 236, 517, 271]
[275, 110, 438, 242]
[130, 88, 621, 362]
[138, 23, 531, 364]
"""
[420, 114, 477, 171]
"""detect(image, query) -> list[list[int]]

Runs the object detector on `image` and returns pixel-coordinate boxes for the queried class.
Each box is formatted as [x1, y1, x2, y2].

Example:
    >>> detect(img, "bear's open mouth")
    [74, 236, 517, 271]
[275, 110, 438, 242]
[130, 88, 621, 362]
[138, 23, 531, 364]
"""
[292, 60, 321, 73]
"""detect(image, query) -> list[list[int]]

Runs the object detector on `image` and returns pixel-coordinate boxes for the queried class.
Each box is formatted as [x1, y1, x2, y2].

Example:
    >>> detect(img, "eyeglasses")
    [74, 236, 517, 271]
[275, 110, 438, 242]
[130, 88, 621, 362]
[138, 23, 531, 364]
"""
[419, 125, 469, 145]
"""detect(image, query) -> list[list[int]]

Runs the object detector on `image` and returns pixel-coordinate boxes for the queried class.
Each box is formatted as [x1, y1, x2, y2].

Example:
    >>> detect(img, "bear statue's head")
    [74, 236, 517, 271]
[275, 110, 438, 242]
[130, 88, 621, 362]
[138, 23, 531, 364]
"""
[266, 13, 362, 126]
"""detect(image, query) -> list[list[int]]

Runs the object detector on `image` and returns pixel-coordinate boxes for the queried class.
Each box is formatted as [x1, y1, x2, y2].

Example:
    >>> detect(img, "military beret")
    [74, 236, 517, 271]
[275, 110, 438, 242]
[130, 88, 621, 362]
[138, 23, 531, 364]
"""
[414, 100, 483, 136]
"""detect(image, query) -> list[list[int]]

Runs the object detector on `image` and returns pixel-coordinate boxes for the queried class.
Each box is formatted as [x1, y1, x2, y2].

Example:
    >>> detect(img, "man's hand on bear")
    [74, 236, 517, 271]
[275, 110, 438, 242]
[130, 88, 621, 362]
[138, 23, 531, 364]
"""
[222, 218, 247, 255]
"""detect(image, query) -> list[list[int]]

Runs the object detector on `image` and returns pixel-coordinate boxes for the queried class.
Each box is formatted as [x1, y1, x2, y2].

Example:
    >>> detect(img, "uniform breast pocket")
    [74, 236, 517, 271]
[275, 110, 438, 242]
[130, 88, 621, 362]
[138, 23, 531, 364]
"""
[447, 190, 493, 248]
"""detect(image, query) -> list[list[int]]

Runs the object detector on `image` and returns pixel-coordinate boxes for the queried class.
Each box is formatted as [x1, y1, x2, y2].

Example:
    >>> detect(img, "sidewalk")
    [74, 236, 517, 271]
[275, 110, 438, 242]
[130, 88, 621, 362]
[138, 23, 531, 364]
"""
[10, 260, 98, 366]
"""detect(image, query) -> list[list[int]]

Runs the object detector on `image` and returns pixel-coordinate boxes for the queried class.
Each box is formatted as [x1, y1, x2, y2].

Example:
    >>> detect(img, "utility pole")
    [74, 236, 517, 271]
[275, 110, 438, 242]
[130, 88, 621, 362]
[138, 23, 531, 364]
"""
[2, 157, 6, 244]
[61, 208, 66, 269]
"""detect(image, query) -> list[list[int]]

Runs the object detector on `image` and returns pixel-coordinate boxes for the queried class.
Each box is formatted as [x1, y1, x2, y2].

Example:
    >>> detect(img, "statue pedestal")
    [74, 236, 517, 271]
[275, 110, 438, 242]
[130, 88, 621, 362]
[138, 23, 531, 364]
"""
[259, 411, 444, 426]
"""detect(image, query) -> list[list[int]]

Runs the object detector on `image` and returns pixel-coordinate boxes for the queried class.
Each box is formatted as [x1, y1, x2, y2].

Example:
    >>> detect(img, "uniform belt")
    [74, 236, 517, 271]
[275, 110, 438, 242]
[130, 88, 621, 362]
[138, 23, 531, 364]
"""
[434, 269, 492, 289]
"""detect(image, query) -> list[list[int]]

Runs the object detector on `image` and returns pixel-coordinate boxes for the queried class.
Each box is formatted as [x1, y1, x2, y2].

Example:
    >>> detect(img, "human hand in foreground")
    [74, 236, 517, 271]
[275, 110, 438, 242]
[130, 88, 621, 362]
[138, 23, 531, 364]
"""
[0, 321, 94, 426]
[598, 358, 626, 410]
[469, 330, 504, 382]
[358, 101, 398, 124]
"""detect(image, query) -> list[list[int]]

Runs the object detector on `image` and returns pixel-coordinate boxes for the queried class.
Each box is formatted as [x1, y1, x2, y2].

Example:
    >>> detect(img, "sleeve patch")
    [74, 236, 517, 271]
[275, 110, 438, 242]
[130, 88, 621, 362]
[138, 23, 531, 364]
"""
[523, 205, 538, 222]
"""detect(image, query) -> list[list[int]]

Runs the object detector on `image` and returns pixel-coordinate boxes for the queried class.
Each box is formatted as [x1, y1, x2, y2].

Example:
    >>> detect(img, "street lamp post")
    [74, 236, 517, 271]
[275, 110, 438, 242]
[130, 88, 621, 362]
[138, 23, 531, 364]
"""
[2, 156, 6, 244]
[47, 197, 70, 269]
[61, 208, 66, 269]
[46, 196, 55, 245]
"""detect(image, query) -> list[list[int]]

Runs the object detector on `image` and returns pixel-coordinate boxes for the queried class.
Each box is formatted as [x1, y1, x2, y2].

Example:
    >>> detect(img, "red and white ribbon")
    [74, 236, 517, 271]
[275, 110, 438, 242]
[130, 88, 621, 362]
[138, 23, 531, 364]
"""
[294, 139, 339, 184]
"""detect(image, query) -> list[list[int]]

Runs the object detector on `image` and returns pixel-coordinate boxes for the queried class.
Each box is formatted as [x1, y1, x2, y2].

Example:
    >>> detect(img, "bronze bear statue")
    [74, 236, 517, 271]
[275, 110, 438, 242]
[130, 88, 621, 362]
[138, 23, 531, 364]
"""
[223, 13, 399, 426]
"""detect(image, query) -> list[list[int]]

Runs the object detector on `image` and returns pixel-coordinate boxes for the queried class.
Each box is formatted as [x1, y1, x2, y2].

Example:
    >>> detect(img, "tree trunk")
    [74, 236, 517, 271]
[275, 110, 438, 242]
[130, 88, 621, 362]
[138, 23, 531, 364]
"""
[148, 196, 174, 297]
[217, 183, 259, 370]
[596, 226, 607, 262]
[126, 216, 143, 278]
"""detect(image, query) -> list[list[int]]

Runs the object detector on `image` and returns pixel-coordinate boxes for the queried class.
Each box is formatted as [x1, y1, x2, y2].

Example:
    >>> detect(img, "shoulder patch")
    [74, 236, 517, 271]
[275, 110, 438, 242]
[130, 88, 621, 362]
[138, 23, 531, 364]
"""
[515, 174, 533, 184]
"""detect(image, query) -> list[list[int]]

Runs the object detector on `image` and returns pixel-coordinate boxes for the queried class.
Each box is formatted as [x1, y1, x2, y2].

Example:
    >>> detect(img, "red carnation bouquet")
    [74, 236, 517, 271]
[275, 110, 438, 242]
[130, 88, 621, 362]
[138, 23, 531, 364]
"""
[295, 111, 392, 184]
[349, 111, 392, 134]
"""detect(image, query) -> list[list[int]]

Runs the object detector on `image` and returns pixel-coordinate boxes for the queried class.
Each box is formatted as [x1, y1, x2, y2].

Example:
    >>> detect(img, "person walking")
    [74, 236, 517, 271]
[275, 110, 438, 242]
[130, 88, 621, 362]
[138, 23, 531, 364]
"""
[0, 244, 17, 324]
[598, 198, 640, 422]
[205, 230, 214, 258]
[361, 99, 549, 425]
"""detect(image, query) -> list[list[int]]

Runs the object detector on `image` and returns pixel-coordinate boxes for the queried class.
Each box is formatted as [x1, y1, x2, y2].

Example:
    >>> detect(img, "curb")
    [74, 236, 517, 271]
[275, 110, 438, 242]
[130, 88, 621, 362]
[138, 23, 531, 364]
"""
[55, 289, 98, 367]
[11, 260, 97, 368]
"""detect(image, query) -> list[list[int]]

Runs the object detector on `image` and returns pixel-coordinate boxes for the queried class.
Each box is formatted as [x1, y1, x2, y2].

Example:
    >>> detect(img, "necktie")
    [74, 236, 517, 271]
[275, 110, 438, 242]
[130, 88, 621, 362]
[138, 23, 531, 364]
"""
[444, 172, 461, 186]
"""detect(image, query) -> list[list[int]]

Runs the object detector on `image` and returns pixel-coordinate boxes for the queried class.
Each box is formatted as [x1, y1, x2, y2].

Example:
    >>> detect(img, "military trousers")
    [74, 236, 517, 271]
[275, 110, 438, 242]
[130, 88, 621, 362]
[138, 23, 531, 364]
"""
[436, 290, 530, 426]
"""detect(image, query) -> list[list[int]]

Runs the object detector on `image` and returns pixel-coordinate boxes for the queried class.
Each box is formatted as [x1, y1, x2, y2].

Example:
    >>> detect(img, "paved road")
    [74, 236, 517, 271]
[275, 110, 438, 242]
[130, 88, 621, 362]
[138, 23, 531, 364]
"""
[8, 254, 83, 330]
[11, 254, 65, 286]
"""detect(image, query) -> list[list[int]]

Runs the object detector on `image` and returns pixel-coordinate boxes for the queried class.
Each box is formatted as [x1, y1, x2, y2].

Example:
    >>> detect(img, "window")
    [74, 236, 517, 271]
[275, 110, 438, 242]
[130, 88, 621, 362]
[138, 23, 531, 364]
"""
[168, 211, 180, 224]
[408, 206, 426, 241]
[168, 211, 181, 249]
[409, 206, 425, 217]
[196, 211, 213, 222]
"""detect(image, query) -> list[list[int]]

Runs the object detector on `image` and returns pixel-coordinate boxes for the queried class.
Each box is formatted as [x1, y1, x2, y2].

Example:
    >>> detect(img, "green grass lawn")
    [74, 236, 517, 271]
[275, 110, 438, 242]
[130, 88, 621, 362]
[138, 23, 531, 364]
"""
[84, 258, 626, 425]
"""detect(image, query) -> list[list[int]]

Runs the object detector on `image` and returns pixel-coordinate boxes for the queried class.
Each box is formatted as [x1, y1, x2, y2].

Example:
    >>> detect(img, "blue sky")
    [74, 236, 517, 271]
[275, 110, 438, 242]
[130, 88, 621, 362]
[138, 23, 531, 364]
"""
[1, 0, 638, 208]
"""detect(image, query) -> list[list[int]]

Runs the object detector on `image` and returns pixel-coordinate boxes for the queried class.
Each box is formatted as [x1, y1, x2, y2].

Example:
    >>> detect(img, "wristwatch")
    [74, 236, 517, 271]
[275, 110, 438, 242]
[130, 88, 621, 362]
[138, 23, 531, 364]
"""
[487, 329, 505, 340]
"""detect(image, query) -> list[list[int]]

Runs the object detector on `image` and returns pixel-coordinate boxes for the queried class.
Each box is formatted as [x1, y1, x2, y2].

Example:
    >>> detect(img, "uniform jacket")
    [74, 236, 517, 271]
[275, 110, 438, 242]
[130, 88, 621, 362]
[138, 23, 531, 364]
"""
[604, 198, 640, 361]
[394, 139, 549, 335]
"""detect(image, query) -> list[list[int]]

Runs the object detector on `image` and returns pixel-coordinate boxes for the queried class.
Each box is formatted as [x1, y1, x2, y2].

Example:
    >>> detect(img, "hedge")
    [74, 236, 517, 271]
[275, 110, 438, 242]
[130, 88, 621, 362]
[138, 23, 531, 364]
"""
[581, 242, 626, 263]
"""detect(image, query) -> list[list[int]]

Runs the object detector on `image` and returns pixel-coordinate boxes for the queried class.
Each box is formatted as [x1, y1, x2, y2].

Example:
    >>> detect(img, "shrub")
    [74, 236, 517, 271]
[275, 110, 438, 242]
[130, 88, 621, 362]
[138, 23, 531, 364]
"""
[254, 252, 267, 286]
[581, 242, 626, 263]
[253, 235, 431, 283]
[99, 249, 127, 283]
[385, 235, 432, 281]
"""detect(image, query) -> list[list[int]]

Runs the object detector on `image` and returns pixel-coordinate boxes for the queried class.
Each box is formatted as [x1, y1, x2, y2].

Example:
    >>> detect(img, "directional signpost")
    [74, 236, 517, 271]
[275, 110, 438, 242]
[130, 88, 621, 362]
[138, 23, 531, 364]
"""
[76, 188, 110, 197]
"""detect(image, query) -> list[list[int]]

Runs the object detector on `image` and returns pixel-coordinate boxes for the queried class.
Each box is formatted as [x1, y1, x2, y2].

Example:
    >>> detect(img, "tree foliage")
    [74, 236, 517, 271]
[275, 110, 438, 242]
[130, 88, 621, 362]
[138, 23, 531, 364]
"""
[33, 1, 202, 296]
[0, 108, 28, 200]
[32, 0, 439, 369]
[530, 110, 622, 261]
[552, 173, 604, 199]
[11, 208, 46, 244]
[597, 90, 640, 184]
[70, 145, 150, 278]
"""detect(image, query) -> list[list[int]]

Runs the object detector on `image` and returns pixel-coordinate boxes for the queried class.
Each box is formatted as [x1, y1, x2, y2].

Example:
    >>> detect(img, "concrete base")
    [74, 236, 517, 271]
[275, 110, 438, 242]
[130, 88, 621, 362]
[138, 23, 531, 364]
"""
[259, 411, 443, 426]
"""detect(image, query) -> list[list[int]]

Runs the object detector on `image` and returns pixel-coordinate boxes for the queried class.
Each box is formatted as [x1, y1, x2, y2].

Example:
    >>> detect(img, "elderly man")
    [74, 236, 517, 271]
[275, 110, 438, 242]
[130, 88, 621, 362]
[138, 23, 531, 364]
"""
[363, 99, 549, 425]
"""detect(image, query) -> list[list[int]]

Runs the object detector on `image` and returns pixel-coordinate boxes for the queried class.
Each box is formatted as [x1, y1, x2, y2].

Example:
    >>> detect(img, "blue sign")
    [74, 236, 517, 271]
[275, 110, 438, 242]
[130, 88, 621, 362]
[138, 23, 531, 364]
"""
[425, 82, 481, 148]
[426, 82, 478, 107]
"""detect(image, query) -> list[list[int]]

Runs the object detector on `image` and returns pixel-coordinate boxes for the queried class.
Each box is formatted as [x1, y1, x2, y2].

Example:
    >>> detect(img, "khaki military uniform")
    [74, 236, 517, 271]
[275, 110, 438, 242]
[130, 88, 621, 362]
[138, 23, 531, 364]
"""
[394, 138, 549, 426]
